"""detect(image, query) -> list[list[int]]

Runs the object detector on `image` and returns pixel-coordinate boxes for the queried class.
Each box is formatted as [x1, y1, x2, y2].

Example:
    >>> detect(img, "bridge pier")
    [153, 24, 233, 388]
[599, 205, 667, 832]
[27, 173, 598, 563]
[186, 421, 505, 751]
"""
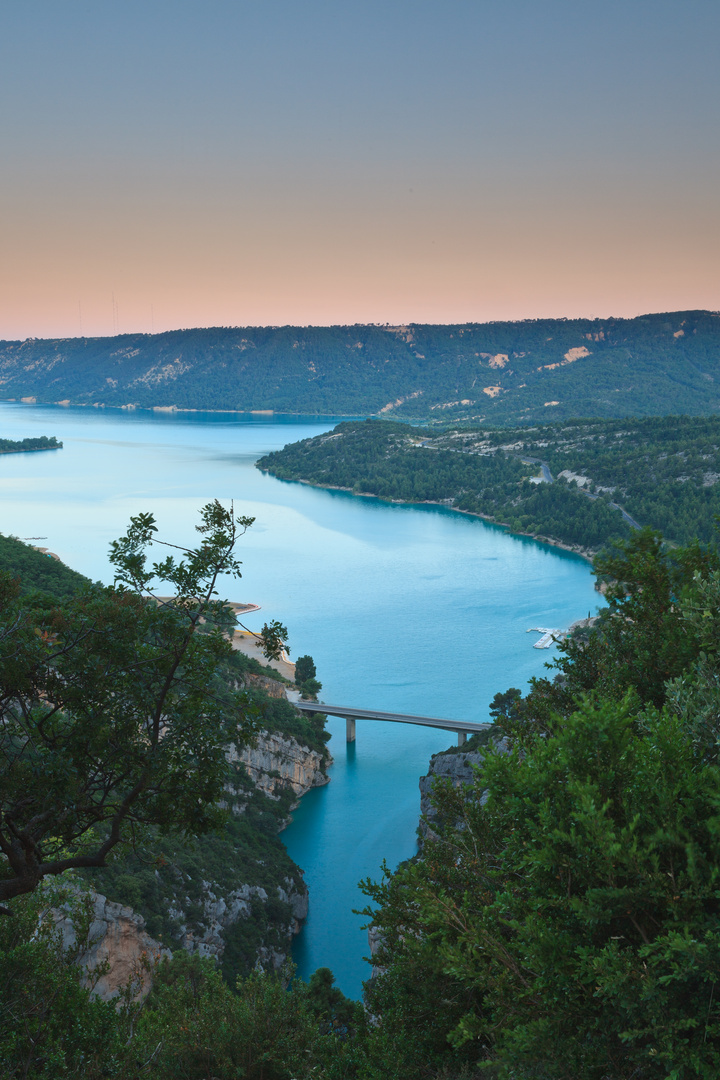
[345, 717, 356, 743]
[457, 730, 467, 747]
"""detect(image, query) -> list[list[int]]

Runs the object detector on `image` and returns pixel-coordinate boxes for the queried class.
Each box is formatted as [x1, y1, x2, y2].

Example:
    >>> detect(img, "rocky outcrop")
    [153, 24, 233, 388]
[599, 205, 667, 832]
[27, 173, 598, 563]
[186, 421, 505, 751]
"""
[58, 872, 309, 1000]
[71, 682, 328, 995]
[242, 672, 288, 699]
[418, 734, 509, 840]
[172, 876, 309, 970]
[232, 731, 331, 801]
[51, 890, 171, 1002]
[366, 924, 386, 983]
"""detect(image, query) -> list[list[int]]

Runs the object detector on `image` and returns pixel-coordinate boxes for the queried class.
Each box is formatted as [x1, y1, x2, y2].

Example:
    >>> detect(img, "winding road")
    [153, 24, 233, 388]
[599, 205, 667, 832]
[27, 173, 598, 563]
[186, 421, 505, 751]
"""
[520, 455, 641, 530]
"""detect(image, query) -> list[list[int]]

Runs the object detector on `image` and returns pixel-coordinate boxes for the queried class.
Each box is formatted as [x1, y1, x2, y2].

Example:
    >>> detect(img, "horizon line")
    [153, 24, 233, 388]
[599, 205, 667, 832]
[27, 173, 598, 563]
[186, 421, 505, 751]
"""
[5, 307, 719, 344]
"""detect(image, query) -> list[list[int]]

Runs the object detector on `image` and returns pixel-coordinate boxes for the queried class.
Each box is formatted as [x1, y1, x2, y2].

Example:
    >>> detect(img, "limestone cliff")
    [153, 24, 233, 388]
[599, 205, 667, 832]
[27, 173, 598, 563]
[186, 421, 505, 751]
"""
[51, 890, 171, 1002]
[83, 676, 328, 989]
[418, 730, 508, 840]
[163, 873, 309, 972]
[233, 730, 331, 803]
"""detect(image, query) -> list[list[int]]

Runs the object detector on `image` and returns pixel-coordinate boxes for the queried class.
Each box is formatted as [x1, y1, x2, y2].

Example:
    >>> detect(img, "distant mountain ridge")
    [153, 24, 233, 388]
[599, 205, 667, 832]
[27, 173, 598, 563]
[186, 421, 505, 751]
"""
[2, 310, 719, 424]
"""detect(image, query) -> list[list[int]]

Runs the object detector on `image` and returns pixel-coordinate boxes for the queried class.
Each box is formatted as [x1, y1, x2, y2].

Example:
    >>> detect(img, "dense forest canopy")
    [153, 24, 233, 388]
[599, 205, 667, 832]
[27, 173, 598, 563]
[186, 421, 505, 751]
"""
[1, 310, 720, 423]
[258, 414, 720, 552]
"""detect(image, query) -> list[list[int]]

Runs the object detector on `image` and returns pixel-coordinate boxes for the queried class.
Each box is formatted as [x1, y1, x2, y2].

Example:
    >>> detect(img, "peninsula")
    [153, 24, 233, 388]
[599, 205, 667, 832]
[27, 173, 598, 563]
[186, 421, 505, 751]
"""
[0, 435, 62, 454]
[257, 414, 720, 554]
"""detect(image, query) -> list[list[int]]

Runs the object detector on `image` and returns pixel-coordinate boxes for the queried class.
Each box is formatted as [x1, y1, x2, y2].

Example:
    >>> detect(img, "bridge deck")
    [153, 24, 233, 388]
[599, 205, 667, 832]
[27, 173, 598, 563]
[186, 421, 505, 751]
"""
[295, 700, 491, 740]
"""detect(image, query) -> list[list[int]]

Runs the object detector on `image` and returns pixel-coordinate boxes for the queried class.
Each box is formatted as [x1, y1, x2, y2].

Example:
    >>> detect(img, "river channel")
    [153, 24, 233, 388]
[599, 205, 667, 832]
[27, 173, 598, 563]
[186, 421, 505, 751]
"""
[0, 403, 601, 997]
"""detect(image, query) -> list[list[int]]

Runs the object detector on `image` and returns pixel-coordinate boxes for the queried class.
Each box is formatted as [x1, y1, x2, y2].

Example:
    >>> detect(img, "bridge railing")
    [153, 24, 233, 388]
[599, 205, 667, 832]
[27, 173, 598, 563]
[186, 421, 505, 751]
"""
[295, 701, 491, 747]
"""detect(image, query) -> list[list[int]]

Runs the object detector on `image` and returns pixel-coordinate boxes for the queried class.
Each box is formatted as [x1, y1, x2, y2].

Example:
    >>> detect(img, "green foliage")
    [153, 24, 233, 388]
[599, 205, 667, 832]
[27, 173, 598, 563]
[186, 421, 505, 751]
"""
[0, 502, 262, 909]
[299, 676, 323, 700]
[358, 531, 720, 1076]
[126, 954, 362, 1080]
[488, 687, 523, 725]
[305, 967, 360, 1033]
[0, 889, 481, 1080]
[363, 696, 720, 1077]
[222, 642, 292, 683]
[518, 529, 720, 737]
[248, 680, 329, 754]
[0, 434, 61, 453]
[293, 654, 324, 701]
[77, 641, 328, 986]
[294, 654, 317, 684]
[84, 769, 302, 985]
[0, 531, 89, 598]
[256, 618, 290, 661]
[258, 417, 630, 553]
[0, 885, 123, 1079]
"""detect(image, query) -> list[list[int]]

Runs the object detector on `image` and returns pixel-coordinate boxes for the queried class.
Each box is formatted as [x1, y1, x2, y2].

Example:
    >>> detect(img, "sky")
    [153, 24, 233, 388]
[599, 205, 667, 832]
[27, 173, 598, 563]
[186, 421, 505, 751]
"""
[1, 0, 718, 338]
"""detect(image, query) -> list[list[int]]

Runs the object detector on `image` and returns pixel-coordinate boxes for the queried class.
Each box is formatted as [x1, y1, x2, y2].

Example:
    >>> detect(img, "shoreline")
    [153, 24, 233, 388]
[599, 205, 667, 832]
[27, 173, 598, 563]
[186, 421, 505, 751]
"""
[1, 399, 362, 420]
[0, 444, 62, 456]
[264, 474, 597, 563]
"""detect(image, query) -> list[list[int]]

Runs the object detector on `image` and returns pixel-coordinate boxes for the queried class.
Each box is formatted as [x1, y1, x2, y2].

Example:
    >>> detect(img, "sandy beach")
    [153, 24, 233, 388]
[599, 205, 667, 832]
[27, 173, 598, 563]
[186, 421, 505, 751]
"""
[231, 630, 296, 681]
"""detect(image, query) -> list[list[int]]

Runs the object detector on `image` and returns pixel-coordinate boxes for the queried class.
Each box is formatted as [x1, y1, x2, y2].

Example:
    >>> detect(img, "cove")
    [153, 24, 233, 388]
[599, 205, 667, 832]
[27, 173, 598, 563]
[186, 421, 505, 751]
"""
[0, 403, 601, 998]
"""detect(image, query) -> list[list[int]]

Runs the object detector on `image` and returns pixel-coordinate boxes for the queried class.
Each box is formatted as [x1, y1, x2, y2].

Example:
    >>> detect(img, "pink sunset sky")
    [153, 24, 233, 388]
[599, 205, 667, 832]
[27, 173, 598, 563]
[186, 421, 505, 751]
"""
[1, 0, 718, 339]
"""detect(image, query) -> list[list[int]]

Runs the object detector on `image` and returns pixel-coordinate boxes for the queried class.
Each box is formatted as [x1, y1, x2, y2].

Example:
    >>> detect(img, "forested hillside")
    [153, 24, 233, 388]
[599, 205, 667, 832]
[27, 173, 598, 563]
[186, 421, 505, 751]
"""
[259, 414, 720, 553]
[0, 532, 90, 597]
[1, 310, 720, 423]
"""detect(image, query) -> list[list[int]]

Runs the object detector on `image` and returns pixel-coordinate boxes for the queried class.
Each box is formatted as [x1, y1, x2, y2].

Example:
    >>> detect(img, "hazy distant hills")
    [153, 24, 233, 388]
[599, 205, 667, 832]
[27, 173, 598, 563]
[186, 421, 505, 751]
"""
[1, 310, 719, 424]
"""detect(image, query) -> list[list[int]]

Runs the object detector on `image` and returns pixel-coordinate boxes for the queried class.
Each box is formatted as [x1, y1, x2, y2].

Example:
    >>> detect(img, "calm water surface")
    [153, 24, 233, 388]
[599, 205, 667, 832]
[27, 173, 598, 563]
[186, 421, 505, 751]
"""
[0, 403, 601, 997]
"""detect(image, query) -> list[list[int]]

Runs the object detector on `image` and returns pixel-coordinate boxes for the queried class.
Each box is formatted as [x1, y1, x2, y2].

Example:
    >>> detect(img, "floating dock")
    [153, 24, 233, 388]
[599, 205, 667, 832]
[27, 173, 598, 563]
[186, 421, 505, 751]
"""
[527, 626, 566, 649]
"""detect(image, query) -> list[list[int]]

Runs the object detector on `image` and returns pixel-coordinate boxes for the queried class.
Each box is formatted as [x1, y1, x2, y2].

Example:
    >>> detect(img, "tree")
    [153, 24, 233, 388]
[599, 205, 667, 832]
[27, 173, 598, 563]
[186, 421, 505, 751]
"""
[305, 967, 359, 1034]
[487, 687, 523, 725]
[294, 654, 322, 701]
[295, 655, 317, 685]
[0, 501, 275, 911]
[0, 884, 123, 1079]
[257, 619, 290, 662]
[300, 677, 322, 701]
[361, 532, 720, 1076]
[502, 528, 720, 742]
[363, 696, 720, 1077]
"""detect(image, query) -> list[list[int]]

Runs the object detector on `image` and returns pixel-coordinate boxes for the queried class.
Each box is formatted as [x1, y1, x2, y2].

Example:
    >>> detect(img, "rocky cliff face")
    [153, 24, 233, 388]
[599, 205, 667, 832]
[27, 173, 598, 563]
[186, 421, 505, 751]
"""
[66, 872, 310, 1001]
[418, 732, 509, 840]
[168, 875, 309, 971]
[79, 682, 328, 994]
[243, 672, 289, 699]
[233, 730, 331, 803]
[51, 890, 171, 1002]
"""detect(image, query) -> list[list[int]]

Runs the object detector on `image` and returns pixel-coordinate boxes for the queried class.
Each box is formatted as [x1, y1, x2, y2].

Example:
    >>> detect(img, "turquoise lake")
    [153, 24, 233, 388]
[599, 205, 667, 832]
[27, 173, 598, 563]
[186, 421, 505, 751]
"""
[0, 403, 601, 998]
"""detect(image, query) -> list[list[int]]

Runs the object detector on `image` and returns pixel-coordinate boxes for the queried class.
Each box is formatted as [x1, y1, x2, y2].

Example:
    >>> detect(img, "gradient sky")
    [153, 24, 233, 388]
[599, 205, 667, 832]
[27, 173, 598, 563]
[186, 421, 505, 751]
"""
[1, 0, 718, 338]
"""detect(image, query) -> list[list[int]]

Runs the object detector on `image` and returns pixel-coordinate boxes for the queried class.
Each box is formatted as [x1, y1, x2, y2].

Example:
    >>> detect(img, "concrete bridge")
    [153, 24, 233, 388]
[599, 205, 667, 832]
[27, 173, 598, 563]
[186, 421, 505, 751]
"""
[295, 701, 491, 746]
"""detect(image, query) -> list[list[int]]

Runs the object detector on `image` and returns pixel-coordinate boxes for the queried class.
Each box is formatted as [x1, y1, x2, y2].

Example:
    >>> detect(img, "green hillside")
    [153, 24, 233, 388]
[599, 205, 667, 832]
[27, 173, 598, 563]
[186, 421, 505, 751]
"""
[0, 533, 89, 598]
[1, 310, 720, 423]
[258, 414, 720, 553]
